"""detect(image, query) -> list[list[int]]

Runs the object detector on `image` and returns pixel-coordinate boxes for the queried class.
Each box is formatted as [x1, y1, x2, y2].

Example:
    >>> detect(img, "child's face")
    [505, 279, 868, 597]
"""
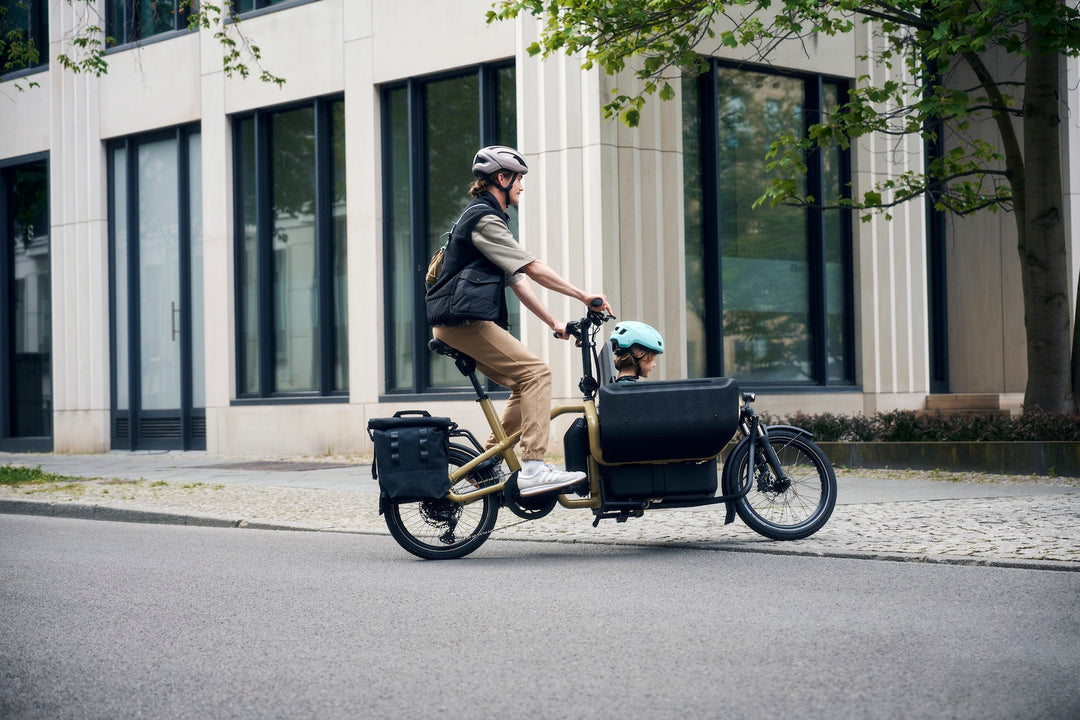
[638, 354, 658, 378]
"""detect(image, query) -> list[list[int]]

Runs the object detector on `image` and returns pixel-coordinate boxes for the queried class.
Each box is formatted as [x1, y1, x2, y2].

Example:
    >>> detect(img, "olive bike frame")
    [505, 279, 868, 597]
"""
[437, 309, 798, 512]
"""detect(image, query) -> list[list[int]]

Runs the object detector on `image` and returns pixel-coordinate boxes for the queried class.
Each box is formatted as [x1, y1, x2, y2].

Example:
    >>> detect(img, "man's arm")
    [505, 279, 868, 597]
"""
[509, 279, 568, 337]
[520, 260, 613, 315]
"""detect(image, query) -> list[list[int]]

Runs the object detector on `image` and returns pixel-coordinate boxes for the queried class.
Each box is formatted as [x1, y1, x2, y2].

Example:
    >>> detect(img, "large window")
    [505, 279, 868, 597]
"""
[684, 60, 854, 386]
[106, 0, 192, 46]
[234, 96, 347, 400]
[1, 156, 51, 451]
[0, 0, 49, 75]
[381, 62, 517, 395]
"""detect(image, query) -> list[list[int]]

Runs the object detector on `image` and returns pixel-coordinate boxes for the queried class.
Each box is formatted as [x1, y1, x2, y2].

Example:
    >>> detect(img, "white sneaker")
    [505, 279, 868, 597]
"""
[517, 463, 586, 497]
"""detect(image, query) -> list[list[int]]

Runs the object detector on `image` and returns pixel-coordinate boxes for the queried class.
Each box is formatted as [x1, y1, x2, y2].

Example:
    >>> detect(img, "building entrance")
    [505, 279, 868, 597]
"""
[110, 129, 205, 450]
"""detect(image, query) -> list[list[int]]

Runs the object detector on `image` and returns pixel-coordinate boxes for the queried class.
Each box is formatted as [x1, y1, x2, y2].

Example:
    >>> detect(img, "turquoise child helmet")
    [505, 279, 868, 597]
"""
[609, 320, 664, 354]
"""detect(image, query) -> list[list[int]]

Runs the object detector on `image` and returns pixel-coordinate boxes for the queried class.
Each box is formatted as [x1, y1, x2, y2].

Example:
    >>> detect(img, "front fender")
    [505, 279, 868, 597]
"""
[764, 424, 814, 440]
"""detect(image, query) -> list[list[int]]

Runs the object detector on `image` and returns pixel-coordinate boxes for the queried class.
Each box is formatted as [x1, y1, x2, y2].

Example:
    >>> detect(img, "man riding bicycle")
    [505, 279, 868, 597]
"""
[426, 145, 614, 497]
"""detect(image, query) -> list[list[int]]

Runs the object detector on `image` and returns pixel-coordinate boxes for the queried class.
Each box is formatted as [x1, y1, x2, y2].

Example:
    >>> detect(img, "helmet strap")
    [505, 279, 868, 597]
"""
[494, 172, 519, 207]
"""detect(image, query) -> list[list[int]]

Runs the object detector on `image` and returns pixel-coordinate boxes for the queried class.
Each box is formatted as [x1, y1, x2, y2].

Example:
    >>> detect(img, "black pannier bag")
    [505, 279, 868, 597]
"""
[367, 411, 455, 501]
[597, 377, 740, 463]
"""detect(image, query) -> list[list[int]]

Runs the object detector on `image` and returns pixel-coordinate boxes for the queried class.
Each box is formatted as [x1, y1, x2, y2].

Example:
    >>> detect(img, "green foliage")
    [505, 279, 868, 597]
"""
[188, 2, 285, 87]
[0, 2, 40, 87]
[771, 410, 1080, 442]
[488, 0, 1080, 217]
[0, 465, 71, 486]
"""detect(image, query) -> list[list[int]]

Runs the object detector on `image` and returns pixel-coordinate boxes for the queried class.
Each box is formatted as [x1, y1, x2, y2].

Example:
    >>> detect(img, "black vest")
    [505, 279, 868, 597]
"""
[426, 193, 511, 328]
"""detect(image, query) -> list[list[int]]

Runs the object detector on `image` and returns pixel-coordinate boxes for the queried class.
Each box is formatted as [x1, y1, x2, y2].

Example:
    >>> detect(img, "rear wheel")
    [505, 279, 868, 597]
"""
[383, 446, 501, 559]
[722, 428, 836, 540]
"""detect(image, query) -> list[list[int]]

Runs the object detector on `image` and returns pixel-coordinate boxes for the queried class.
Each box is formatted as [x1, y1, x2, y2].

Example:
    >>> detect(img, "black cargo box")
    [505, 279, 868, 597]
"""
[597, 377, 740, 463]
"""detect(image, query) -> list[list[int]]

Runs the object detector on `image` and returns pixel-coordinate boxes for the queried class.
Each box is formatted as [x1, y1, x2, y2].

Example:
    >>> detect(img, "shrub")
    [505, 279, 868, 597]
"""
[770, 410, 1080, 442]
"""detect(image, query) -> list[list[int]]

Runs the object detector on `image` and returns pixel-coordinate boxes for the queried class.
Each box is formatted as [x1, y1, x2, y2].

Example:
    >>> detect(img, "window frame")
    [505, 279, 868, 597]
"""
[689, 58, 856, 388]
[379, 60, 517, 398]
[0, 0, 49, 77]
[105, 0, 193, 49]
[232, 0, 320, 19]
[231, 94, 347, 403]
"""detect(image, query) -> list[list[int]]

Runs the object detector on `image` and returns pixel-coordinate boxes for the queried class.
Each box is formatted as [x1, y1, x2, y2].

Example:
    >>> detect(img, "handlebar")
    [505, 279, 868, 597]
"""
[555, 299, 615, 341]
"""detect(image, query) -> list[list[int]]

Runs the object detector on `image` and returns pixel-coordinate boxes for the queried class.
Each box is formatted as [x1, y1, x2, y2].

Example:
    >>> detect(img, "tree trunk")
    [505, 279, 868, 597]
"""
[1019, 22, 1073, 413]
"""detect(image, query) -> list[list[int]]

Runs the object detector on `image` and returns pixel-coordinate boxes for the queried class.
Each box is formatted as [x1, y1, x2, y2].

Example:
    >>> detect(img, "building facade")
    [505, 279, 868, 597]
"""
[2, 0, 1078, 456]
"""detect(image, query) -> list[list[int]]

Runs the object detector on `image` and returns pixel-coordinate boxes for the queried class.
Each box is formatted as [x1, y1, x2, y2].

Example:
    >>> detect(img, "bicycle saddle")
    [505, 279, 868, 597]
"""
[428, 338, 477, 375]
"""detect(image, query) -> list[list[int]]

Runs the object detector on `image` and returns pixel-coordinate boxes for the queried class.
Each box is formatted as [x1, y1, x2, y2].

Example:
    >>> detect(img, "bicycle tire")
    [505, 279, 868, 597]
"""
[383, 446, 501, 560]
[722, 428, 837, 540]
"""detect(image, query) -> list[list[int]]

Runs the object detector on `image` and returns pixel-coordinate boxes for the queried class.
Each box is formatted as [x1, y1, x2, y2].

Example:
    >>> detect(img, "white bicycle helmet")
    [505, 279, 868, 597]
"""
[472, 145, 529, 178]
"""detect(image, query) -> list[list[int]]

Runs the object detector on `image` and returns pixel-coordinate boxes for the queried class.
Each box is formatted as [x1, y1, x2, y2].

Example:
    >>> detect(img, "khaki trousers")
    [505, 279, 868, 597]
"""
[432, 321, 552, 461]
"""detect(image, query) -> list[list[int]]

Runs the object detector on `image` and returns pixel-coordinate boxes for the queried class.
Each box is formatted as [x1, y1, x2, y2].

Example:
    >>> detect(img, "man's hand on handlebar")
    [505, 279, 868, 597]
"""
[551, 295, 614, 340]
[584, 293, 614, 316]
[552, 319, 575, 341]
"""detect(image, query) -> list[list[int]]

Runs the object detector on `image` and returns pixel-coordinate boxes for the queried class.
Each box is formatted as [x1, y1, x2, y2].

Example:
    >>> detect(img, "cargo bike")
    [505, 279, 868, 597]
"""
[368, 302, 837, 560]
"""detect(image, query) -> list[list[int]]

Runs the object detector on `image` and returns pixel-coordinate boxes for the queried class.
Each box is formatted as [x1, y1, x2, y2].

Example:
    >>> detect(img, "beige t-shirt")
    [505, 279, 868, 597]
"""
[472, 215, 535, 287]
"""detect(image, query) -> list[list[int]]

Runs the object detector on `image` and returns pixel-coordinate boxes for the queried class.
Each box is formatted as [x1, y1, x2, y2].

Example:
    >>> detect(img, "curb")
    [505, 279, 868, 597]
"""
[0, 498, 240, 528]
[3, 497, 1077, 572]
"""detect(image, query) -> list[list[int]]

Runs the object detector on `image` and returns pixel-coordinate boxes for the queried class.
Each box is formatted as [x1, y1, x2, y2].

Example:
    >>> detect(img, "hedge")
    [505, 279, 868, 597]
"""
[768, 409, 1080, 442]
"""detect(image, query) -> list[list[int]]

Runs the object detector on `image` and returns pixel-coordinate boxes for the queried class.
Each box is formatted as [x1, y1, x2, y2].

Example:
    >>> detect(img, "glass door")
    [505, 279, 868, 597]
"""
[1, 158, 52, 451]
[110, 129, 204, 450]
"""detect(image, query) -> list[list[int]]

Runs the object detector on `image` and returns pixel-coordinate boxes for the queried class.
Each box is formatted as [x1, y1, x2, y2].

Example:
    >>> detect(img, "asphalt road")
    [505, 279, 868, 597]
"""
[2, 514, 1078, 720]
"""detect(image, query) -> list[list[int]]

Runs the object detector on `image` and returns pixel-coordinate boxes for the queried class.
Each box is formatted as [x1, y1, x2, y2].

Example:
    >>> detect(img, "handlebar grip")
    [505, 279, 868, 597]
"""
[590, 298, 604, 308]
[556, 322, 578, 339]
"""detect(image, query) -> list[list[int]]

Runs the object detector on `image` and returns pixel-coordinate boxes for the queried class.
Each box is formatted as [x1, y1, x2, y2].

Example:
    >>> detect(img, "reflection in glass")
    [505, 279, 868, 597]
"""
[272, 107, 318, 392]
[139, 0, 176, 37]
[237, 118, 259, 394]
[496, 64, 522, 339]
[8, 161, 51, 436]
[0, 0, 48, 71]
[386, 87, 412, 391]
[681, 75, 705, 379]
[427, 73, 481, 388]
[716, 68, 810, 382]
[332, 102, 349, 392]
[683, 65, 852, 385]
[822, 83, 850, 383]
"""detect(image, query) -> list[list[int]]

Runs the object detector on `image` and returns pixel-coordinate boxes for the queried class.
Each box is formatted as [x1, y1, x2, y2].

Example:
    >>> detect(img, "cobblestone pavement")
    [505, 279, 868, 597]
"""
[1, 453, 1078, 568]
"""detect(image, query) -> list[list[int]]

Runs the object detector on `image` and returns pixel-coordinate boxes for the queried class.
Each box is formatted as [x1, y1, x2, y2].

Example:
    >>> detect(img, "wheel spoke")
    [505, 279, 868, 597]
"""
[728, 430, 837, 540]
[384, 448, 500, 559]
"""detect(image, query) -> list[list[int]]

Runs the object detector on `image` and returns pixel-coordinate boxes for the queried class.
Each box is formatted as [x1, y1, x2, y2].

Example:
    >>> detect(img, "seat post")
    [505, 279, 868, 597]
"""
[460, 359, 488, 400]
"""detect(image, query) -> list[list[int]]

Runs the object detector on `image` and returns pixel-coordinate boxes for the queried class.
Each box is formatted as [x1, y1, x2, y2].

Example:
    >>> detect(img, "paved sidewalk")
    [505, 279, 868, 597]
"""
[2, 451, 1078, 569]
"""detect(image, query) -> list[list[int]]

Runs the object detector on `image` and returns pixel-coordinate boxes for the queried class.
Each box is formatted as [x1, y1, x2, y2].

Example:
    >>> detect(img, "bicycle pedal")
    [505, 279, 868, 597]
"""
[569, 480, 590, 497]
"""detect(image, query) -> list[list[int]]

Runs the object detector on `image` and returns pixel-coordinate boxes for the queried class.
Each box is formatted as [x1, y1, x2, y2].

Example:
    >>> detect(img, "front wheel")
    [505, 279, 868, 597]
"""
[722, 428, 837, 540]
[383, 446, 500, 559]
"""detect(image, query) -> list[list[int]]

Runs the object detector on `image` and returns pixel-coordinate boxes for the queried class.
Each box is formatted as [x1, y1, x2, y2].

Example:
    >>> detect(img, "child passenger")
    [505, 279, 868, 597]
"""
[609, 321, 664, 383]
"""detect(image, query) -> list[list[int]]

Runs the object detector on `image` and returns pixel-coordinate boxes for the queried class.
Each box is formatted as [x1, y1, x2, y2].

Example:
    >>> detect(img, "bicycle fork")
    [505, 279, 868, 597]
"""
[741, 400, 793, 494]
